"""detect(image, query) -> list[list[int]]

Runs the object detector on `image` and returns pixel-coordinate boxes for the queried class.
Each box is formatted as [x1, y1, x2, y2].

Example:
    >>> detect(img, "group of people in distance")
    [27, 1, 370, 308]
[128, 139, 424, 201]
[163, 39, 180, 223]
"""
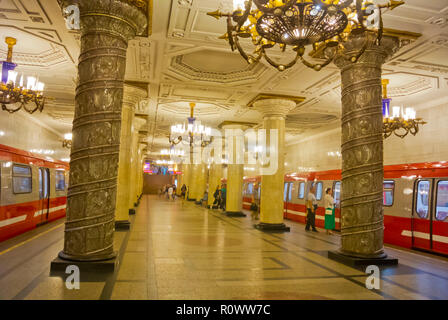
[169, 181, 337, 235]
[211, 184, 227, 211]
[159, 184, 177, 200]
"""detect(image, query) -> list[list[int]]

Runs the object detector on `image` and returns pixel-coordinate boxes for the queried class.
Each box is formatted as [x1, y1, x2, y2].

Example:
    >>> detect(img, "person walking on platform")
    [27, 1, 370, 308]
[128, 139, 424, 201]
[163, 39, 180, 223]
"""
[172, 185, 177, 200]
[181, 184, 187, 199]
[220, 184, 227, 211]
[167, 185, 174, 201]
[305, 186, 318, 232]
[212, 186, 220, 209]
[324, 187, 335, 235]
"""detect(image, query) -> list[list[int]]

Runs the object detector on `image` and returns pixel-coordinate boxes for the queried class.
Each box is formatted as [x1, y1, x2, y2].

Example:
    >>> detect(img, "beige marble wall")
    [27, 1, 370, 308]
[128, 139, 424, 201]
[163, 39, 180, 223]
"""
[0, 112, 69, 161]
[284, 102, 448, 173]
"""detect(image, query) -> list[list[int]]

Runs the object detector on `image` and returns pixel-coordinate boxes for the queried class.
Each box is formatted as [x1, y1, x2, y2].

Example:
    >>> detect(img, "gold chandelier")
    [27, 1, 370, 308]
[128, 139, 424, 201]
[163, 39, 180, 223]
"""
[382, 79, 426, 139]
[208, 0, 404, 71]
[0, 37, 46, 114]
[169, 103, 213, 147]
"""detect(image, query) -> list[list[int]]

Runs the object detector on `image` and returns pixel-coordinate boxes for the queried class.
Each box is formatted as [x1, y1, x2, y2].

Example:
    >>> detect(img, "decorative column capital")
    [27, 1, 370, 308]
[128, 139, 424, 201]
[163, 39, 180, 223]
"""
[133, 116, 147, 132]
[253, 99, 296, 118]
[334, 32, 400, 70]
[123, 84, 147, 111]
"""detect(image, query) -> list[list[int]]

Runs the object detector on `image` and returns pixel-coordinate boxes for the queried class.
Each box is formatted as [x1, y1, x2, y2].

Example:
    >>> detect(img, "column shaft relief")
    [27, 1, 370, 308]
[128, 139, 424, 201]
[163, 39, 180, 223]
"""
[333, 33, 399, 259]
[115, 85, 146, 229]
[253, 99, 295, 232]
[59, 0, 147, 261]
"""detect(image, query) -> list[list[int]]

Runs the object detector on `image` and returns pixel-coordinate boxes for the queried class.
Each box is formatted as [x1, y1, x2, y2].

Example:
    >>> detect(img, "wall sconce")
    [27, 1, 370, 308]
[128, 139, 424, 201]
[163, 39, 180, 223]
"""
[62, 133, 72, 149]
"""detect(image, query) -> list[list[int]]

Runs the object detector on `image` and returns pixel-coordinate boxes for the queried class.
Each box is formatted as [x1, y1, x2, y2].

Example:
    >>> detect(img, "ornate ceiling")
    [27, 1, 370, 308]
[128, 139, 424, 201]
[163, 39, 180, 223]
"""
[1, 0, 448, 157]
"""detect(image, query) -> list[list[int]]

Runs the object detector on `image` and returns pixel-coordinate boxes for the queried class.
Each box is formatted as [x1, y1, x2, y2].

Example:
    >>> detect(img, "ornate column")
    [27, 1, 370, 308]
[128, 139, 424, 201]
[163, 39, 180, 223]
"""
[329, 33, 399, 264]
[54, 0, 147, 264]
[222, 124, 247, 217]
[136, 142, 147, 203]
[194, 164, 207, 204]
[253, 99, 295, 232]
[207, 163, 223, 209]
[129, 117, 147, 214]
[115, 85, 146, 230]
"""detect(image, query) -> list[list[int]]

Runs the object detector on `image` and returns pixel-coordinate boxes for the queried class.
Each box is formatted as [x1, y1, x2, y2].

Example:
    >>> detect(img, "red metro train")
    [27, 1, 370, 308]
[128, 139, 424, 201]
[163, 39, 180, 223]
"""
[0, 144, 69, 242]
[243, 162, 448, 256]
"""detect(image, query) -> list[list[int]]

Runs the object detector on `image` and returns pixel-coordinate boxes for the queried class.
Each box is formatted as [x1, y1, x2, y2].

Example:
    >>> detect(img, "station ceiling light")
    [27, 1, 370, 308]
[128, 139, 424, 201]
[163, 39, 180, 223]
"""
[382, 79, 426, 139]
[0, 37, 46, 114]
[208, 0, 404, 71]
[169, 103, 213, 148]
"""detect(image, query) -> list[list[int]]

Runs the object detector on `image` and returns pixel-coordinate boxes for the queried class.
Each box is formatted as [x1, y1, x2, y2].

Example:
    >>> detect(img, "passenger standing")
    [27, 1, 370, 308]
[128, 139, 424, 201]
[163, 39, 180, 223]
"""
[324, 187, 335, 235]
[167, 185, 174, 200]
[305, 186, 318, 232]
[220, 184, 227, 211]
[181, 184, 187, 199]
[213, 186, 220, 208]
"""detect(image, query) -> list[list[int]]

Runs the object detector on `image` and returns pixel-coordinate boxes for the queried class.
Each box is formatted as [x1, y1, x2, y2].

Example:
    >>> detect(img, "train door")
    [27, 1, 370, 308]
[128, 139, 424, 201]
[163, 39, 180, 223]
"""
[412, 178, 448, 255]
[283, 182, 293, 218]
[38, 168, 50, 224]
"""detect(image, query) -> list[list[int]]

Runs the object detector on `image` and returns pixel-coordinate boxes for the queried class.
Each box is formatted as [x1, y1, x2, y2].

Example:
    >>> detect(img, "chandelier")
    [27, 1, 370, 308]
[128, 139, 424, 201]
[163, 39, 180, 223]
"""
[208, 0, 404, 71]
[0, 37, 46, 114]
[382, 79, 426, 139]
[169, 103, 213, 147]
[161, 148, 185, 157]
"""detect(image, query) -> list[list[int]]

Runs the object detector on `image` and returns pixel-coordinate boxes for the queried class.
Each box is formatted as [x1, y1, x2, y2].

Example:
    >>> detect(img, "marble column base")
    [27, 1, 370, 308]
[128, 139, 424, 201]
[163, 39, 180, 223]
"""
[254, 223, 290, 233]
[328, 250, 398, 267]
[115, 220, 131, 230]
[225, 211, 246, 217]
[195, 200, 202, 205]
[50, 252, 117, 274]
[187, 198, 195, 202]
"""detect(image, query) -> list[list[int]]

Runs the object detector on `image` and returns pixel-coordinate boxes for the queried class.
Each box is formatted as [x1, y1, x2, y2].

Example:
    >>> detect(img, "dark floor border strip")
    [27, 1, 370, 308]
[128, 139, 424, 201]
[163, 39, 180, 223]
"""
[210, 212, 397, 300]
[12, 269, 48, 300]
[99, 214, 137, 300]
[0, 236, 63, 280]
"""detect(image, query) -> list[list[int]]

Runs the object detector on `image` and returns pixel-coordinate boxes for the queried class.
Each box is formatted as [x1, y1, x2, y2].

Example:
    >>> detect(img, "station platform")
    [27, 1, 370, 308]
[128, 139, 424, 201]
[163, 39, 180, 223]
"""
[1, 195, 448, 300]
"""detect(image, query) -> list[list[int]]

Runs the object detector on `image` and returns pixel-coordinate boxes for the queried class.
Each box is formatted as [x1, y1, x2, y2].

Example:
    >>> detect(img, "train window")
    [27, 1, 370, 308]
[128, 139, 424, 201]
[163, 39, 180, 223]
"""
[315, 182, 323, 201]
[383, 180, 395, 207]
[56, 170, 66, 191]
[436, 181, 448, 221]
[12, 164, 32, 194]
[298, 182, 305, 199]
[416, 180, 430, 219]
[333, 181, 341, 207]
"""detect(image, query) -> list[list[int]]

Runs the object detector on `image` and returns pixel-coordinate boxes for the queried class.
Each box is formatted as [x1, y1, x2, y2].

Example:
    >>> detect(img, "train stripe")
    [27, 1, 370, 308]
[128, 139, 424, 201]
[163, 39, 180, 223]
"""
[287, 209, 340, 222]
[0, 215, 27, 228]
[401, 230, 448, 244]
[34, 204, 67, 217]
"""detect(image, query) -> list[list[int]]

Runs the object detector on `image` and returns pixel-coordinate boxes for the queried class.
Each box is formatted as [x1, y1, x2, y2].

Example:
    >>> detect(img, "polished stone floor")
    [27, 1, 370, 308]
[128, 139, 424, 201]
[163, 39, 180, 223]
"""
[1, 195, 448, 300]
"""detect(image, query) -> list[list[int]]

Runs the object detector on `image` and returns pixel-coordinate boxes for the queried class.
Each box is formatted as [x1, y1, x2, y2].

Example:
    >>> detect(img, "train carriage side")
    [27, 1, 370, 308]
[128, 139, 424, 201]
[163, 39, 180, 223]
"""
[0, 144, 68, 242]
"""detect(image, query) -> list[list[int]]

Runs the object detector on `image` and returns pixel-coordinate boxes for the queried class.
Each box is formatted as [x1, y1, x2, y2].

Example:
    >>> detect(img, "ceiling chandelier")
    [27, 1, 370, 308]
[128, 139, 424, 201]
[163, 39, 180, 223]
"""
[0, 37, 46, 114]
[208, 0, 404, 71]
[161, 148, 185, 157]
[169, 103, 213, 147]
[382, 79, 426, 139]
